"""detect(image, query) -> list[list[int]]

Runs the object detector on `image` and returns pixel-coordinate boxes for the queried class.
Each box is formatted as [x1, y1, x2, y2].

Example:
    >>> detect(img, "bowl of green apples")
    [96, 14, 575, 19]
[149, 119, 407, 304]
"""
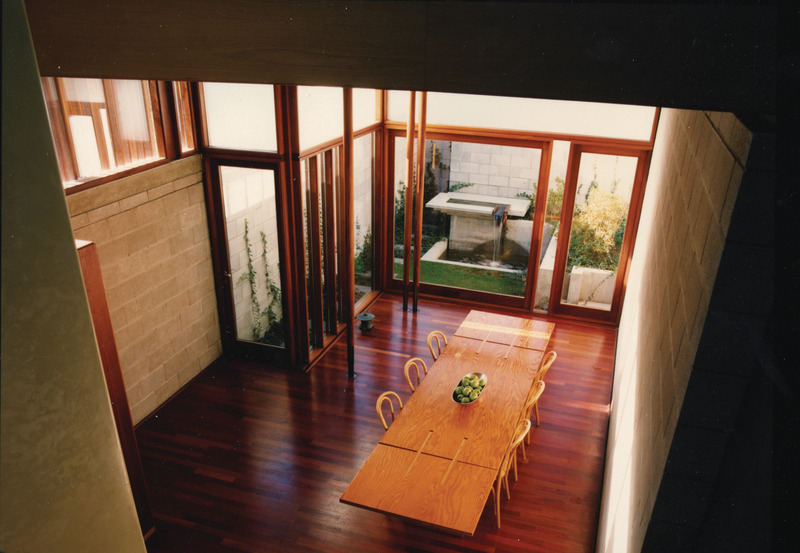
[452, 373, 487, 405]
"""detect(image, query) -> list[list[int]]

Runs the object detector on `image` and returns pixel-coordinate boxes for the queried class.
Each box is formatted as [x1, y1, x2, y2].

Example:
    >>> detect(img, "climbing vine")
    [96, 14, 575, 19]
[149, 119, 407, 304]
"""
[238, 218, 284, 346]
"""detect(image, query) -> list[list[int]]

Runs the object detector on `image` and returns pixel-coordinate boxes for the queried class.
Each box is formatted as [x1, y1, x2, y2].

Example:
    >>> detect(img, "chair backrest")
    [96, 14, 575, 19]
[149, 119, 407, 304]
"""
[522, 380, 545, 419]
[376, 391, 404, 430]
[498, 419, 531, 478]
[404, 357, 428, 392]
[534, 351, 557, 383]
[427, 330, 448, 361]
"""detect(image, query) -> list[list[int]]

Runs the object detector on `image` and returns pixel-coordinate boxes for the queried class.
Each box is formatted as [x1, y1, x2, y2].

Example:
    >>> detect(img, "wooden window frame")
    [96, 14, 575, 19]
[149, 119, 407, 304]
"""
[548, 143, 653, 325]
[41, 77, 197, 195]
[382, 127, 554, 311]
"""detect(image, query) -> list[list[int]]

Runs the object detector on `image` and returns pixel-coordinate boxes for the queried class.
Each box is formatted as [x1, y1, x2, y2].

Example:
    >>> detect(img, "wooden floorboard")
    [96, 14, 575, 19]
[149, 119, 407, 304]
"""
[138, 293, 617, 552]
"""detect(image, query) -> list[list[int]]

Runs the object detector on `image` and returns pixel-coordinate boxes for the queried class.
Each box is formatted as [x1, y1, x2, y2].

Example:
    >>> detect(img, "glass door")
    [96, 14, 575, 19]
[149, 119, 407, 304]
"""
[210, 161, 287, 361]
[550, 145, 649, 323]
[388, 130, 551, 309]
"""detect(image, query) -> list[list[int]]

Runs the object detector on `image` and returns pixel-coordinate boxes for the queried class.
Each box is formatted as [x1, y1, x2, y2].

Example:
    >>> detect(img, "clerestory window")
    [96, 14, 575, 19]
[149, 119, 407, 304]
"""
[41, 77, 195, 191]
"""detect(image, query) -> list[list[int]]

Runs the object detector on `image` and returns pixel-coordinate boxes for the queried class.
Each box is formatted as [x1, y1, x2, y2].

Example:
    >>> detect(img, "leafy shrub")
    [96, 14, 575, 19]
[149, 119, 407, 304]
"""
[566, 188, 628, 272]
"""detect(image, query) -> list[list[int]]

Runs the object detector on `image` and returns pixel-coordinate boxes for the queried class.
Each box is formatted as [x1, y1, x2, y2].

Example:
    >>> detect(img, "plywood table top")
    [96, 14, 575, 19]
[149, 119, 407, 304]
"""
[340, 444, 496, 536]
[454, 310, 554, 352]
[380, 336, 543, 470]
[341, 310, 555, 535]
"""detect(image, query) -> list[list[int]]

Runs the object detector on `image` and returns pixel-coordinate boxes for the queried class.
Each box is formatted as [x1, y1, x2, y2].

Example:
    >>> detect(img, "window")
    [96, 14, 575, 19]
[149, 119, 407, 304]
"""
[41, 77, 195, 189]
[172, 81, 197, 153]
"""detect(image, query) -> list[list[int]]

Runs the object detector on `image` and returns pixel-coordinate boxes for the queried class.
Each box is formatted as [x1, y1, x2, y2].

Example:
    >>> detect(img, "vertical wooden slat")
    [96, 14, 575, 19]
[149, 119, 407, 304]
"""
[412, 91, 428, 311]
[41, 77, 77, 182]
[342, 88, 356, 377]
[402, 92, 416, 311]
[156, 80, 180, 160]
[276, 84, 308, 367]
[527, 141, 553, 312]
[307, 157, 325, 348]
[76, 241, 155, 540]
[323, 149, 338, 334]
[100, 79, 124, 168]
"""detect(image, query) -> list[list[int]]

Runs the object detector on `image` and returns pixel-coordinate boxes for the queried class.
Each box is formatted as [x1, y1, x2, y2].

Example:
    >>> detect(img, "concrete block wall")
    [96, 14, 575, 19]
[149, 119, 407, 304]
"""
[595, 109, 751, 553]
[67, 156, 222, 424]
[448, 141, 539, 199]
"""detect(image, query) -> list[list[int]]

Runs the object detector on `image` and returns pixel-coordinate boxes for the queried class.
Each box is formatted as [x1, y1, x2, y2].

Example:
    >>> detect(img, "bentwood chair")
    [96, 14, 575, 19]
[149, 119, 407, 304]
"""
[403, 357, 429, 393]
[427, 330, 448, 361]
[487, 418, 531, 529]
[518, 380, 545, 463]
[376, 391, 404, 430]
[532, 351, 557, 424]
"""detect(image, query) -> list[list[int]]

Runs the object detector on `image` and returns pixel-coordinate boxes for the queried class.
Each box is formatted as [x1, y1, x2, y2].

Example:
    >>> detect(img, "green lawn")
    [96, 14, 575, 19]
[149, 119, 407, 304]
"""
[394, 261, 525, 296]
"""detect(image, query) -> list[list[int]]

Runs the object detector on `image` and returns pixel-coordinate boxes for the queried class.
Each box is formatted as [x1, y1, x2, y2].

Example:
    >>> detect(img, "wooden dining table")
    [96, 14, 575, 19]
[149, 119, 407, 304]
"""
[340, 310, 555, 536]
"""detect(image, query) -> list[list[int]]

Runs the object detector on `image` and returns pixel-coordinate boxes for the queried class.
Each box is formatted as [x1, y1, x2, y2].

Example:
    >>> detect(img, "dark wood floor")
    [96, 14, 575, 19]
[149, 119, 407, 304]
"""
[137, 294, 617, 553]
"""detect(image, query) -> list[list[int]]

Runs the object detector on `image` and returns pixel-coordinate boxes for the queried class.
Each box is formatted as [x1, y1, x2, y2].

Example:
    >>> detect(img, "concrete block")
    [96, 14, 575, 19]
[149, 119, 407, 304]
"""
[126, 224, 160, 254]
[188, 275, 214, 305]
[113, 318, 143, 351]
[186, 182, 206, 204]
[106, 208, 138, 238]
[727, 119, 753, 167]
[121, 297, 144, 325]
[124, 381, 142, 405]
[135, 197, 166, 226]
[699, 221, 725, 286]
[489, 175, 509, 187]
[689, 190, 713, 263]
[105, 278, 137, 311]
[719, 163, 744, 236]
[118, 190, 149, 213]
[162, 186, 190, 214]
[184, 241, 212, 268]
[70, 212, 90, 230]
[137, 366, 166, 398]
[178, 203, 205, 230]
[86, 201, 121, 224]
[147, 181, 175, 202]
[705, 143, 735, 213]
[73, 219, 112, 244]
[199, 343, 222, 370]
[155, 374, 181, 405]
[148, 276, 180, 311]
[130, 392, 159, 426]
[169, 227, 195, 256]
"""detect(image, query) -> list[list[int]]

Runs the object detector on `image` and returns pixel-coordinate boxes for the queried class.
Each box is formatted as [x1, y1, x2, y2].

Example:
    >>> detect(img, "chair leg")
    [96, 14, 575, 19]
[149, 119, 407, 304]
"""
[495, 480, 502, 528]
[534, 403, 540, 426]
[512, 450, 519, 482]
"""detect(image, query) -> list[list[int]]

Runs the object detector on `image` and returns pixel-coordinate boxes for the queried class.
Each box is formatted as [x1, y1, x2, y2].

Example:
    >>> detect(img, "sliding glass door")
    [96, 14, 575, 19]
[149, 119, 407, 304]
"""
[389, 130, 551, 309]
[550, 145, 650, 322]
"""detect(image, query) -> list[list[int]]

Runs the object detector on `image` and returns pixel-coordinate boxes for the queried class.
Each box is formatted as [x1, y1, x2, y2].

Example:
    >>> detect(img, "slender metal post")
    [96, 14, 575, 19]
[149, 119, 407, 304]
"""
[402, 92, 416, 311]
[343, 88, 356, 377]
[412, 91, 428, 312]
